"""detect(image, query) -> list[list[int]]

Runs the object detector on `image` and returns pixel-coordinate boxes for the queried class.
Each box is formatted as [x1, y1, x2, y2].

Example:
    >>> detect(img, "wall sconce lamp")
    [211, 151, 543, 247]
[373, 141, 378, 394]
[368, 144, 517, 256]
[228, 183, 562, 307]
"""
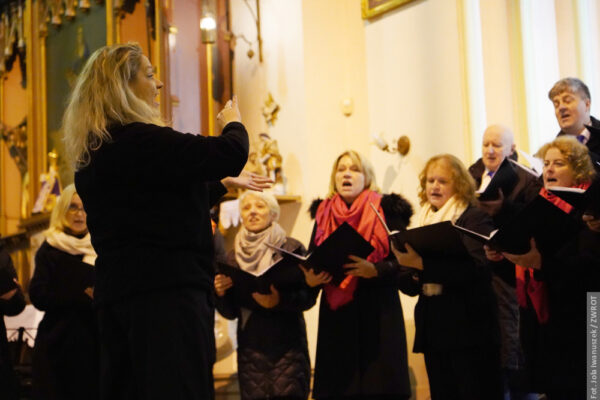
[372, 133, 411, 156]
[224, 0, 263, 62]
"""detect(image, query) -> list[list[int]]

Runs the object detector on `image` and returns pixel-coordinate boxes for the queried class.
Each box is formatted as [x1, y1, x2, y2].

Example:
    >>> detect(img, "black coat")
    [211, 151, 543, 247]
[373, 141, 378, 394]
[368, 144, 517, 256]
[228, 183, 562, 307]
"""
[411, 206, 500, 353]
[75, 121, 248, 304]
[308, 193, 414, 400]
[29, 241, 97, 400]
[216, 238, 313, 400]
[536, 222, 600, 398]
[0, 248, 26, 400]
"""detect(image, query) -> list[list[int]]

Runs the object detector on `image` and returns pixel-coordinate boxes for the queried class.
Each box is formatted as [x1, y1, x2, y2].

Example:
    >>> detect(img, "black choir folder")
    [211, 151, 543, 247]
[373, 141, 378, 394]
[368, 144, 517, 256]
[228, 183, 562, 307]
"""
[548, 179, 600, 217]
[266, 222, 374, 285]
[369, 203, 468, 257]
[454, 195, 581, 255]
[476, 158, 519, 201]
[216, 258, 301, 303]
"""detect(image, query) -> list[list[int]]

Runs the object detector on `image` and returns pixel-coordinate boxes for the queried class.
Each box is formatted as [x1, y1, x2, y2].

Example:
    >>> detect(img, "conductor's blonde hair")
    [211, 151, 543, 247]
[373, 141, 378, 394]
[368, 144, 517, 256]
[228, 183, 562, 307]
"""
[63, 42, 163, 169]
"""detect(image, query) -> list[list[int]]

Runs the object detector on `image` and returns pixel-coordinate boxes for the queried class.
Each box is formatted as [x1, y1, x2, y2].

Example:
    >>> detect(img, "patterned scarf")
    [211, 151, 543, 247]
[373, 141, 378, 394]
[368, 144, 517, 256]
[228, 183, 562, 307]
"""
[234, 222, 287, 276]
[315, 190, 389, 310]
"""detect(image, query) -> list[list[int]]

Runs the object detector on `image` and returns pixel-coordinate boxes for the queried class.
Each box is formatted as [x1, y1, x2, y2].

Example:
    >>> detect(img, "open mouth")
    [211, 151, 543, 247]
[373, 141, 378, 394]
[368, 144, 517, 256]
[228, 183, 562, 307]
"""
[342, 182, 352, 187]
[546, 177, 557, 183]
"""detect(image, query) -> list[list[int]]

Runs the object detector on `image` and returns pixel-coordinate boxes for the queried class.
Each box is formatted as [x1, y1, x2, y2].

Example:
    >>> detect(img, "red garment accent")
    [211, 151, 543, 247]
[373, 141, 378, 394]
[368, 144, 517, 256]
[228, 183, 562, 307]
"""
[515, 265, 549, 324]
[315, 190, 389, 310]
[539, 182, 590, 214]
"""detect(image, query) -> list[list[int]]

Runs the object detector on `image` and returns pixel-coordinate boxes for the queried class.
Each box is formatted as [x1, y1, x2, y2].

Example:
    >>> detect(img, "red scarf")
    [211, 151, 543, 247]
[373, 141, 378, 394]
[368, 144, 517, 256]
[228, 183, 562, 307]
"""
[515, 181, 591, 324]
[515, 265, 549, 324]
[315, 190, 389, 310]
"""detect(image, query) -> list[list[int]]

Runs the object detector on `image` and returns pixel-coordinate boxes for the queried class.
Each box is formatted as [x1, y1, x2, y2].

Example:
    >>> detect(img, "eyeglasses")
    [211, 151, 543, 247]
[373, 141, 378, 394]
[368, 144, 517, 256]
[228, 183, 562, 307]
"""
[67, 204, 86, 214]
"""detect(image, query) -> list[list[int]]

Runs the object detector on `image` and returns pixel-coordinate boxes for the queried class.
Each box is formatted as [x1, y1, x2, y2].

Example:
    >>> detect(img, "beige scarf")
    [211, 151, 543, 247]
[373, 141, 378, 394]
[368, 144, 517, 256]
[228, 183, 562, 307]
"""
[415, 194, 468, 228]
[46, 229, 97, 265]
[234, 222, 287, 276]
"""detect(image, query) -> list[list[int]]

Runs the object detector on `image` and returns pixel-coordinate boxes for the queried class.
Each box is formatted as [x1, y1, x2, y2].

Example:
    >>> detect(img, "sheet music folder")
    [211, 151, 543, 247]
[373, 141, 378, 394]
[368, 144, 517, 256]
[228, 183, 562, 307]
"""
[216, 257, 302, 303]
[477, 158, 519, 201]
[266, 222, 374, 285]
[454, 195, 581, 254]
[548, 179, 600, 217]
[369, 203, 468, 258]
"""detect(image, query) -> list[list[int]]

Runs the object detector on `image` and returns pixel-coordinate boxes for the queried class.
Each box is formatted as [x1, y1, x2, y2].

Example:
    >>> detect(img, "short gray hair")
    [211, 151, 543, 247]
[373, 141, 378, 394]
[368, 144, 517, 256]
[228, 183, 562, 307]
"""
[238, 191, 280, 221]
[549, 77, 591, 101]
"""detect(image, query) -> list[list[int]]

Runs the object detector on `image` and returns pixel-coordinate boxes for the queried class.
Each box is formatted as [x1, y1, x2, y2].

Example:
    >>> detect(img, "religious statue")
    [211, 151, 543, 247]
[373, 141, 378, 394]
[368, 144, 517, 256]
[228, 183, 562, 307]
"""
[32, 150, 62, 214]
[261, 92, 280, 127]
[258, 133, 285, 194]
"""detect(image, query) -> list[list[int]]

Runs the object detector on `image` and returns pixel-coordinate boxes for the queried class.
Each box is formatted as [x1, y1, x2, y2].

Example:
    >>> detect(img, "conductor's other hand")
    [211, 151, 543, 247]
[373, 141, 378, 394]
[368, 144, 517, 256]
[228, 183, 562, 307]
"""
[299, 265, 332, 287]
[216, 96, 241, 130]
[252, 284, 280, 309]
[222, 170, 273, 192]
[214, 274, 233, 297]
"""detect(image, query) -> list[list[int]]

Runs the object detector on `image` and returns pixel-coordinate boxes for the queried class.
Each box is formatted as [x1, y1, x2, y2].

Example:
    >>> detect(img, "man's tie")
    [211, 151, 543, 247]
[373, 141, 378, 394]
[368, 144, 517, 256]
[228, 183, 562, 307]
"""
[577, 134, 586, 143]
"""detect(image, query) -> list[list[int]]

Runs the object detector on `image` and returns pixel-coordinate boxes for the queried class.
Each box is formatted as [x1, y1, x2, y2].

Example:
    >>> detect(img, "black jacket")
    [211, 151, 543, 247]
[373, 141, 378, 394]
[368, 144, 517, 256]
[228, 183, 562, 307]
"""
[535, 222, 600, 398]
[411, 206, 500, 353]
[557, 115, 600, 170]
[0, 248, 25, 400]
[29, 241, 97, 400]
[216, 238, 313, 400]
[75, 121, 248, 304]
[308, 193, 415, 400]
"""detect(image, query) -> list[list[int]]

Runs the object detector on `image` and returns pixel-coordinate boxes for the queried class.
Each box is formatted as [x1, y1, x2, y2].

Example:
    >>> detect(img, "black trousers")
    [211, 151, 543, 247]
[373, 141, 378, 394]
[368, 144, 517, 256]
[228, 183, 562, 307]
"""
[424, 348, 503, 400]
[97, 288, 215, 400]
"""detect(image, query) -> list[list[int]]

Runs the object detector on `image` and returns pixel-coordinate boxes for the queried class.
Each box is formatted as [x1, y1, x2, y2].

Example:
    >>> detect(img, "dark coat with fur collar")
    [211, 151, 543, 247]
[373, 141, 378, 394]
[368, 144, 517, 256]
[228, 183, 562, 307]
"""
[308, 193, 415, 400]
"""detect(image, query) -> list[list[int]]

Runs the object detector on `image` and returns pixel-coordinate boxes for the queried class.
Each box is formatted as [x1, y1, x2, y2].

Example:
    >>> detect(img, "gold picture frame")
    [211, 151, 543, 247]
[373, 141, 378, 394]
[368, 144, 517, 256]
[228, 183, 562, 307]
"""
[361, 0, 416, 19]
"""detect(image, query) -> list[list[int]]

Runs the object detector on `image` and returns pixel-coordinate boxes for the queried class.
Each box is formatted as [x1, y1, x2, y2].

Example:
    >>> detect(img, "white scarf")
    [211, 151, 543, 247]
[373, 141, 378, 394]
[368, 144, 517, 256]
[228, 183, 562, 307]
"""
[234, 222, 287, 276]
[415, 195, 468, 228]
[46, 229, 97, 265]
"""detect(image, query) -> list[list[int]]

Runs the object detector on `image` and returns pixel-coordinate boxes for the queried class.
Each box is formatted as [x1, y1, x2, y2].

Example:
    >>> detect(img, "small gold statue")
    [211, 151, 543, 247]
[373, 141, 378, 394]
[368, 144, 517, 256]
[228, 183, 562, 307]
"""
[258, 133, 285, 194]
[32, 150, 62, 214]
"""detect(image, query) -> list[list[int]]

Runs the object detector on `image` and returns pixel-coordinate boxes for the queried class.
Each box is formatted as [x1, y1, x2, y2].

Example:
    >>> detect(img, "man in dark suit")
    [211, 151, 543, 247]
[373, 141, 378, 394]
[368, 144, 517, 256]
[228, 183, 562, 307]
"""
[549, 77, 600, 231]
[469, 125, 542, 399]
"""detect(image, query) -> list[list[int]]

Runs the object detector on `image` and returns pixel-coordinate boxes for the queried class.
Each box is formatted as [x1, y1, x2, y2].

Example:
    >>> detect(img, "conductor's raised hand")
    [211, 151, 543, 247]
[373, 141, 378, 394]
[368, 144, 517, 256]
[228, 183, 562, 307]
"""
[299, 265, 332, 287]
[221, 170, 273, 192]
[252, 284, 280, 309]
[390, 242, 424, 270]
[216, 96, 242, 130]
[214, 274, 233, 297]
[343, 255, 377, 278]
